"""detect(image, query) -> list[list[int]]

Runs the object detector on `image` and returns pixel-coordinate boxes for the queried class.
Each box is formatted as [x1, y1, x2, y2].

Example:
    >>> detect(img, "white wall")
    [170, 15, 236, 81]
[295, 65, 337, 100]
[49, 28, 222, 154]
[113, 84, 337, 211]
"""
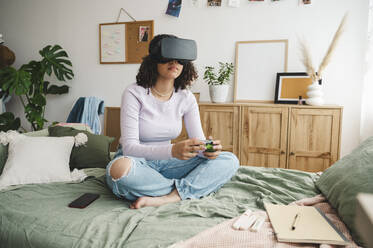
[0, 0, 369, 156]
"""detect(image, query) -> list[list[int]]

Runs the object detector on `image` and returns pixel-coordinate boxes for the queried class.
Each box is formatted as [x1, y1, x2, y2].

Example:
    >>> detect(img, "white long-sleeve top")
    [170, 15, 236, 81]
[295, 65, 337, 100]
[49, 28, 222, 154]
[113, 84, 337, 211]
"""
[120, 83, 205, 160]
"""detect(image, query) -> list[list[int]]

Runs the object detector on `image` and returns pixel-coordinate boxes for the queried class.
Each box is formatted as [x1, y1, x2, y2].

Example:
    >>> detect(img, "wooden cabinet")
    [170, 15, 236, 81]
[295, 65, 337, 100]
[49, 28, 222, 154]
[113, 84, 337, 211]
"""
[197, 102, 342, 172]
[240, 106, 288, 169]
[105, 102, 342, 172]
[288, 108, 341, 172]
[199, 105, 239, 155]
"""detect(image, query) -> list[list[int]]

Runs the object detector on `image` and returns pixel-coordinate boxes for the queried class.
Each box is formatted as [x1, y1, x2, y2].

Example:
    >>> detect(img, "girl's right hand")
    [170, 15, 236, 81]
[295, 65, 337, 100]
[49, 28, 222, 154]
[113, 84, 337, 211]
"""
[171, 138, 205, 160]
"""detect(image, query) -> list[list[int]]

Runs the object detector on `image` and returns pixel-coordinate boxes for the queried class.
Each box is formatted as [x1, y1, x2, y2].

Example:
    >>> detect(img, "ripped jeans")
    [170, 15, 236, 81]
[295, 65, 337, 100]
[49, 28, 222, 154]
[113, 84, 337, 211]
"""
[105, 145, 239, 201]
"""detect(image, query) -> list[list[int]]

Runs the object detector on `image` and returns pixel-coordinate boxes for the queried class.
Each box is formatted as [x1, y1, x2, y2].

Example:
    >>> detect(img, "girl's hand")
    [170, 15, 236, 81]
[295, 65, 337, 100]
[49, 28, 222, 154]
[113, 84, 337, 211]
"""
[203, 136, 222, 160]
[172, 138, 205, 160]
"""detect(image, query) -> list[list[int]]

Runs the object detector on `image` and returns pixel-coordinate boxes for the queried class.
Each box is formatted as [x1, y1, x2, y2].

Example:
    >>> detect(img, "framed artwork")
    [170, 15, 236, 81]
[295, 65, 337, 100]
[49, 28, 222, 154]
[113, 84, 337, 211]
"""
[233, 40, 288, 102]
[274, 72, 312, 104]
[99, 23, 126, 64]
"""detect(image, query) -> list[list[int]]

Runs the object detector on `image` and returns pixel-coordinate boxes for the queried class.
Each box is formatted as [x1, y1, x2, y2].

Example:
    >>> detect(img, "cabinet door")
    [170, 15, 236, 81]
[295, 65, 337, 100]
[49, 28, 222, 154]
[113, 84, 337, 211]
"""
[240, 106, 288, 168]
[199, 105, 239, 155]
[288, 108, 341, 172]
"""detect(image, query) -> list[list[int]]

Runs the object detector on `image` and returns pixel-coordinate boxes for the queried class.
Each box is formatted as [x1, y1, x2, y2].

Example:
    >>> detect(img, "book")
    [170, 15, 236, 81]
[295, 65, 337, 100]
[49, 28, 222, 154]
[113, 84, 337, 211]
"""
[264, 203, 350, 245]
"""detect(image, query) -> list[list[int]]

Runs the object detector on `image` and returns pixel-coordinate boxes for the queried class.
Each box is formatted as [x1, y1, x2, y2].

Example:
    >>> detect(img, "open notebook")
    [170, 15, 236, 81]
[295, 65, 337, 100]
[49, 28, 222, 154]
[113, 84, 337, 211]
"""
[264, 203, 350, 245]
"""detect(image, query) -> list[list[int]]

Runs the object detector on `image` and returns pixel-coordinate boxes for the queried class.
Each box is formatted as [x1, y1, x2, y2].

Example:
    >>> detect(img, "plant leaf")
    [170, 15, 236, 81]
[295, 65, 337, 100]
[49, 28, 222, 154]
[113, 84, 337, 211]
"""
[0, 112, 21, 132]
[47, 84, 69, 95]
[39, 44, 74, 82]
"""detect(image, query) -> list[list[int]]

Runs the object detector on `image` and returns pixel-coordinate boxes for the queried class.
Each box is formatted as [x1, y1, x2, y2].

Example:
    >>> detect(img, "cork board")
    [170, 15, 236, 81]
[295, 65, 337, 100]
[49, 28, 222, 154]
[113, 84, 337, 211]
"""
[274, 72, 312, 104]
[99, 20, 154, 64]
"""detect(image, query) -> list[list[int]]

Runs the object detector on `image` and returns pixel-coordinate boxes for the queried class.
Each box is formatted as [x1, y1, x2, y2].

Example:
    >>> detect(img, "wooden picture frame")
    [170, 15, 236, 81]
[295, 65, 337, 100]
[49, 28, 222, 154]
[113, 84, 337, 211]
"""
[99, 20, 154, 64]
[233, 40, 288, 103]
[274, 72, 312, 104]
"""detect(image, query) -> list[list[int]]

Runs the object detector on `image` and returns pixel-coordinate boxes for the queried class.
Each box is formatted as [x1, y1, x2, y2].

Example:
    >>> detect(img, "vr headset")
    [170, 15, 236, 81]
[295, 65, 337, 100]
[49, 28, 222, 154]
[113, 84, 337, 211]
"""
[149, 37, 197, 64]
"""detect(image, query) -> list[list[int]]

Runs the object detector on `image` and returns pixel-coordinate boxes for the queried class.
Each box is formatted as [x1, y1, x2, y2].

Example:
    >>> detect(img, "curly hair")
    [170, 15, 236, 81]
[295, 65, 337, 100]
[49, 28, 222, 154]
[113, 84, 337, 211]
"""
[136, 34, 198, 92]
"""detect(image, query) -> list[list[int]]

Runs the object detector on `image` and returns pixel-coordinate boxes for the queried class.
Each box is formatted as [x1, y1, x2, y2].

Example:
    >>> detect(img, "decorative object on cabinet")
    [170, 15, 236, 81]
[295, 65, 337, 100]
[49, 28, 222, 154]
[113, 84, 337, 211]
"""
[299, 13, 347, 105]
[234, 40, 288, 103]
[274, 72, 312, 104]
[204, 62, 234, 103]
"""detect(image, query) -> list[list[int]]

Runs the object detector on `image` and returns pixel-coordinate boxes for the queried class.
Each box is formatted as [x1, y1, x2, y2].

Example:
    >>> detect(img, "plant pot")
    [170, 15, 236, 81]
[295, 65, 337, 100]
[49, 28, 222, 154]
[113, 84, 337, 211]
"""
[209, 84, 229, 103]
[305, 81, 324, 106]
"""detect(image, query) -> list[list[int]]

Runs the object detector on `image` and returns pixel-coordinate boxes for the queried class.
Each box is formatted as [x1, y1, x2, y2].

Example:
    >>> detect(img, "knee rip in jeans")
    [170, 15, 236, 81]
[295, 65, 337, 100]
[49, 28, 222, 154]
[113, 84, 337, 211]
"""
[110, 157, 132, 181]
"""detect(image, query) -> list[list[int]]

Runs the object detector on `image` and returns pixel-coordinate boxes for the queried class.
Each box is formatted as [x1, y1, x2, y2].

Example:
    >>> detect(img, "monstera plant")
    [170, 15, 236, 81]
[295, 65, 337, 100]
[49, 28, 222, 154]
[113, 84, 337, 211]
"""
[0, 45, 74, 131]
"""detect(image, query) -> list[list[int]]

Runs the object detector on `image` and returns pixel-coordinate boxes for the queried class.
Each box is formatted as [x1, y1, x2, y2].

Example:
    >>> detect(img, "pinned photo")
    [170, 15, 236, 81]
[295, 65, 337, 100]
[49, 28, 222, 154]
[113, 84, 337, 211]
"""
[208, 0, 221, 6]
[166, 0, 182, 17]
[228, 0, 240, 7]
[303, 0, 311, 4]
[139, 26, 150, 42]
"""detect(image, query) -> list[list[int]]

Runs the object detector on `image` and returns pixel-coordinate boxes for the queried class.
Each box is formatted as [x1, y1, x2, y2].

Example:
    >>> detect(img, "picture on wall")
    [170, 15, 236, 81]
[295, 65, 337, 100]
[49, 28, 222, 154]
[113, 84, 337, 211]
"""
[139, 26, 150, 42]
[166, 0, 182, 17]
[234, 40, 288, 102]
[274, 72, 312, 104]
[208, 0, 222, 6]
[99, 23, 126, 64]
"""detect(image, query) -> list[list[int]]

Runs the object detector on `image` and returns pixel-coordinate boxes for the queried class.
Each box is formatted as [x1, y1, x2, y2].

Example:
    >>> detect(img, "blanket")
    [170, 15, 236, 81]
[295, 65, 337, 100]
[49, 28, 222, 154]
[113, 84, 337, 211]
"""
[171, 195, 360, 248]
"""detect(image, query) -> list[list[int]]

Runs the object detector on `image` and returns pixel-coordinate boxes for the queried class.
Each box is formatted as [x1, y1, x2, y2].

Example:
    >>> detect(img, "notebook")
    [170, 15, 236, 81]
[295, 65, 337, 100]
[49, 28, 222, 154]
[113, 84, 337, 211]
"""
[264, 203, 350, 245]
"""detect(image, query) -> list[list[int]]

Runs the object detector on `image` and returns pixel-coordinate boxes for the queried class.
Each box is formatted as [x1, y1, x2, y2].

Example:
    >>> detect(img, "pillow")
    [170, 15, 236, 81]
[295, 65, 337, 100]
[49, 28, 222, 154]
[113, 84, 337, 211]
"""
[0, 124, 93, 175]
[0, 129, 49, 175]
[48, 126, 114, 169]
[0, 132, 76, 189]
[315, 137, 373, 246]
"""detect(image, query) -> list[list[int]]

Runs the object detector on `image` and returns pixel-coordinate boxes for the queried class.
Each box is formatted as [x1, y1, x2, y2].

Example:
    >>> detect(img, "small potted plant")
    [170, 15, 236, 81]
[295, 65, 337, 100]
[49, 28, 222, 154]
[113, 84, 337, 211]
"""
[203, 62, 234, 103]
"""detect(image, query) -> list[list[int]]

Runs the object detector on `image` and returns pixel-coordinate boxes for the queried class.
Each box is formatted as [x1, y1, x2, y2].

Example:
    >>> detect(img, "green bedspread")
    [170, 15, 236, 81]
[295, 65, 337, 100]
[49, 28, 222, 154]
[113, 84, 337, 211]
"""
[0, 166, 319, 248]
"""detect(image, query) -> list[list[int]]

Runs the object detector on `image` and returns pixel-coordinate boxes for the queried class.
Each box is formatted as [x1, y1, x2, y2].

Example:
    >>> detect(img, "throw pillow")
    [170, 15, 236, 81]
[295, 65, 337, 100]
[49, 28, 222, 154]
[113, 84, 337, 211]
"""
[48, 126, 114, 169]
[0, 124, 93, 175]
[315, 137, 373, 246]
[0, 133, 75, 189]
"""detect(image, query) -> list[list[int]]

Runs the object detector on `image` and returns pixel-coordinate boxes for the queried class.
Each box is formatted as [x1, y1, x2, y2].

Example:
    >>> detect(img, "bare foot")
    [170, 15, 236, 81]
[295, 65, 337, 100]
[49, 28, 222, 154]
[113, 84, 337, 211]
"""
[130, 189, 181, 209]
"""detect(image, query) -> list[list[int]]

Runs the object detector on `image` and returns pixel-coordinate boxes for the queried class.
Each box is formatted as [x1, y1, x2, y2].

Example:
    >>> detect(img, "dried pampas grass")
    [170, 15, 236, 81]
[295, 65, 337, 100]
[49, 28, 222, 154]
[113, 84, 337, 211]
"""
[300, 13, 348, 82]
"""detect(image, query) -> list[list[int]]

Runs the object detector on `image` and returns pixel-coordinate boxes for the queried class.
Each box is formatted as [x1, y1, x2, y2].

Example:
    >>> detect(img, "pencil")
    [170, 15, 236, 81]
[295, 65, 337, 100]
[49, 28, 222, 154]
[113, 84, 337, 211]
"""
[291, 213, 300, 230]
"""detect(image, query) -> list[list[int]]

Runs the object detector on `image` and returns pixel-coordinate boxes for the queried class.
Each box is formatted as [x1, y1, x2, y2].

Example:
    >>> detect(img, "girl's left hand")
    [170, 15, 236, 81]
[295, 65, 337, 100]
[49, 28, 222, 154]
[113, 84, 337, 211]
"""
[203, 136, 222, 160]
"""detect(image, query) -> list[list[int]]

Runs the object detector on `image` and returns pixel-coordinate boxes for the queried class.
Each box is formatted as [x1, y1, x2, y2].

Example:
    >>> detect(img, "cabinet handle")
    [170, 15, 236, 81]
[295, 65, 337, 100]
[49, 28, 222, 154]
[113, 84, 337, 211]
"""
[280, 151, 285, 154]
[290, 152, 295, 156]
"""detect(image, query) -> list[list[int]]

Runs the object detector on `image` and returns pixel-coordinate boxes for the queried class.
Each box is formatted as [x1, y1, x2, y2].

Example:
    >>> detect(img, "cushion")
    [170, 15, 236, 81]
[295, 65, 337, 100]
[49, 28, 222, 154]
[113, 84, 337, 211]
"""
[48, 126, 114, 169]
[0, 133, 75, 189]
[315, 137, 373, 246]
[0, 124, 93, 175]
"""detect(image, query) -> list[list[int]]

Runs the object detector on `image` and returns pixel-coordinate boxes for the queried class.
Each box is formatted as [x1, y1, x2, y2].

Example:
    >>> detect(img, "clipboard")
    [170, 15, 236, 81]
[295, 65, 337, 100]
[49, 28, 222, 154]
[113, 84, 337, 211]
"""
[264, 203, 350, 245]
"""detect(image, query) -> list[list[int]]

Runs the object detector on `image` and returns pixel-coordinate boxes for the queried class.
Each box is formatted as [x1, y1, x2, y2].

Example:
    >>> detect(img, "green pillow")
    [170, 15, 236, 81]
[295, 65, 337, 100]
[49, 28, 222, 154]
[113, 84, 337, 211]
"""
[48, 126, 114, 170]
[316, 137, 373, 246]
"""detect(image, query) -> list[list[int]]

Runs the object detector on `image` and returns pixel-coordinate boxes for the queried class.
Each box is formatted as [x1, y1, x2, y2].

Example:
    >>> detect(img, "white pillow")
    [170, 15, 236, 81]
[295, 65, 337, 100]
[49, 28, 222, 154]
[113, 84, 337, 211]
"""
[0, 133, 76, 189]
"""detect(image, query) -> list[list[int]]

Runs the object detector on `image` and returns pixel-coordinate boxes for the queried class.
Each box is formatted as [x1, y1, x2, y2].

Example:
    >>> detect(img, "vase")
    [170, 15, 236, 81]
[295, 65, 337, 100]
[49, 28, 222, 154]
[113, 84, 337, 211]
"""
[209, 84, 229, 103]
[305, 81, 324, 106]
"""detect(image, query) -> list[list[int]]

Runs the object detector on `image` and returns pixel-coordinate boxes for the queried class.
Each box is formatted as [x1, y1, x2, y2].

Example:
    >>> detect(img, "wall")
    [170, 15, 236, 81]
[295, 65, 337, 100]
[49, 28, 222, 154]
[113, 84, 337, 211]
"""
[0, 0, 369, 156]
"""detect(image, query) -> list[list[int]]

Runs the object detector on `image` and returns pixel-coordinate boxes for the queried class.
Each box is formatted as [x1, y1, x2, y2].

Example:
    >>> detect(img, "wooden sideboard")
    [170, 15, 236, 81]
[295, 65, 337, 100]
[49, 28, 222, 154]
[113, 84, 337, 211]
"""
[105, 102, 342, 172]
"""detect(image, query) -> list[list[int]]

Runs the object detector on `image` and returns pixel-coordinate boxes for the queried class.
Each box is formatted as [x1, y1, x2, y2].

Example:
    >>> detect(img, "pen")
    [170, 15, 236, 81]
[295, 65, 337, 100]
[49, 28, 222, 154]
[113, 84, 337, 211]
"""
[291, 213, 300, 230]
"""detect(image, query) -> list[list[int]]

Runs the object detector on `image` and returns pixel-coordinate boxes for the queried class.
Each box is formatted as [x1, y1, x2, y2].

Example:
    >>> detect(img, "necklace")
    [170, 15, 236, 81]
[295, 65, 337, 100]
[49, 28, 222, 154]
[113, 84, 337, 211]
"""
[152, 87, 174, 97]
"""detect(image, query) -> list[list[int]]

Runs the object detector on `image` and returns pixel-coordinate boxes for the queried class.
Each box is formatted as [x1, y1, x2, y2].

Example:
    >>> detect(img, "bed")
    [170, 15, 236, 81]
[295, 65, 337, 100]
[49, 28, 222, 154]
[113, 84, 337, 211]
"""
[0, 165, 319, 248]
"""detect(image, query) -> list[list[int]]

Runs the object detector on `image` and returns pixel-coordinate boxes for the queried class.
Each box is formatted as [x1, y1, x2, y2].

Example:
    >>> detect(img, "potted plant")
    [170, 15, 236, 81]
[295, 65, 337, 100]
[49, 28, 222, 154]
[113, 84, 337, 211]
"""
[203, 62, 234, 103]
[0, 44, 74, 131]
